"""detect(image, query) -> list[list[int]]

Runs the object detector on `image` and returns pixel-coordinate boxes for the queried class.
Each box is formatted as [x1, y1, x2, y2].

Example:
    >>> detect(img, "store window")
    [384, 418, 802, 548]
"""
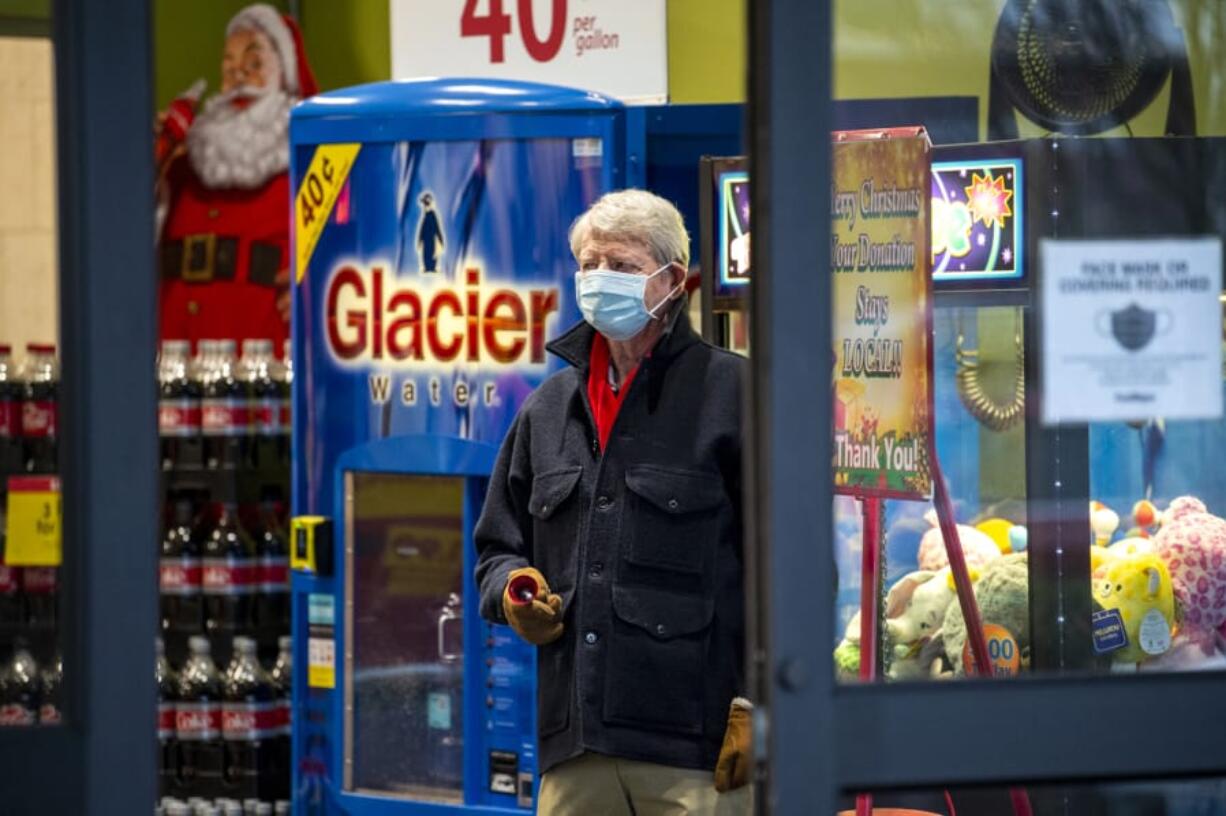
[0, 33, 63, 728]
[828, 1, 1226, 689]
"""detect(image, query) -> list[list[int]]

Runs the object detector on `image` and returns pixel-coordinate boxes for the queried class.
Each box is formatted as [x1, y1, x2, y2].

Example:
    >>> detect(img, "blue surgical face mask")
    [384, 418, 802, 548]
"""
[574, 264, 681, 341]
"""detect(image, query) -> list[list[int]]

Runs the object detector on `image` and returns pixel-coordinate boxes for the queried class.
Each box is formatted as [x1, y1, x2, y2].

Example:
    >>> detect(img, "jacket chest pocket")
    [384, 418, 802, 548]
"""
[622, 465, 724, 575]
[603, 585, 714, 735]
[528, 466, 584, 594]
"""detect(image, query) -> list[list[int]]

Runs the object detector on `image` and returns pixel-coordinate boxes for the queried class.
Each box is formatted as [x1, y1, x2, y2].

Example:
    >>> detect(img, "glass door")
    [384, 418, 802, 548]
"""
[343, 471, 466, 801]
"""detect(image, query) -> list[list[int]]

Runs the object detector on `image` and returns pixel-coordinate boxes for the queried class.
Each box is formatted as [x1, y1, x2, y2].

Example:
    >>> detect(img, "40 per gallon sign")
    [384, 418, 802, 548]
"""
[390, 0, 667, 104]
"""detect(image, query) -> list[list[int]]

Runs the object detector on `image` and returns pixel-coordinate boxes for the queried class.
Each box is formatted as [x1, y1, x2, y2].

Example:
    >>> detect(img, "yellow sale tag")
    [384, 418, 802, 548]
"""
[294, 143, 361, 284]
[4, 476, 62, 566]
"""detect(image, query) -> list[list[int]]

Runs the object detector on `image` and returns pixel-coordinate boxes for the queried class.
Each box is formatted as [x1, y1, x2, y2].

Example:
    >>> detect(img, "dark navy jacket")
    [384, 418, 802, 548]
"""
[474, 305, 746, 774]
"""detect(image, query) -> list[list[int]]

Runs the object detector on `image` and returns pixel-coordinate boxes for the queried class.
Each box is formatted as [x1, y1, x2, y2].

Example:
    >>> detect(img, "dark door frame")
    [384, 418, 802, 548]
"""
[749, 1, 1226, 813]
[0, 0, 157, 812]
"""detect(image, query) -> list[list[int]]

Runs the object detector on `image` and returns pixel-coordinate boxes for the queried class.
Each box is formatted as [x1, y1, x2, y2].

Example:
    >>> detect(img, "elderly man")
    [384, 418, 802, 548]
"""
[475, 189, 751, 814]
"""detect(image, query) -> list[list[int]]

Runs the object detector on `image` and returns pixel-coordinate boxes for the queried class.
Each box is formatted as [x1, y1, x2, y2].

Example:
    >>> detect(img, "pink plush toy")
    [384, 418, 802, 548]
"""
[1153, 496, 1226, 631]
[916, 509, 1002, 572]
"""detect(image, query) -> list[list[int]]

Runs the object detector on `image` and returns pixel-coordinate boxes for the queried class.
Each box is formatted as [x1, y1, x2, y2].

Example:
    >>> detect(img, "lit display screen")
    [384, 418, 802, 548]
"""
[931, 158, 1023, 283]
[718, 169, 751, 291]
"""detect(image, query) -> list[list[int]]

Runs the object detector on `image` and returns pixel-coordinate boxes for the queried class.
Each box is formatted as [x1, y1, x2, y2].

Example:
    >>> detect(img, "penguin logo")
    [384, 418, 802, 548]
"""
[416, 191, 445, 274]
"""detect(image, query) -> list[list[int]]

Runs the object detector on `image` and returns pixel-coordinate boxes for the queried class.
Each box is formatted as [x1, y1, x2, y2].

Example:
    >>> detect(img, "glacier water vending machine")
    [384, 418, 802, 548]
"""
[287, 79, 622, 815]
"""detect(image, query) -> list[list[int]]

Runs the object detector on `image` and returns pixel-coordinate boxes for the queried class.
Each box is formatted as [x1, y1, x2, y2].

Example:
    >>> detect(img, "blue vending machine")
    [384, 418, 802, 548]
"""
[287, 79, 622, 815]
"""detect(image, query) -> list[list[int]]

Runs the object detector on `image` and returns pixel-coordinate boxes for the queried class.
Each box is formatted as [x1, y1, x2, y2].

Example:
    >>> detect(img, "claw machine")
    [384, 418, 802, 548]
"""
[287, 78, 621, 815]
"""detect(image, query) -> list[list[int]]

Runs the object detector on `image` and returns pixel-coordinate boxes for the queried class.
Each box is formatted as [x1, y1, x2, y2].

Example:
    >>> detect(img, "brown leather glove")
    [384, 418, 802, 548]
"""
[714, 697, 752, 792]
[502, 567, 564, 646]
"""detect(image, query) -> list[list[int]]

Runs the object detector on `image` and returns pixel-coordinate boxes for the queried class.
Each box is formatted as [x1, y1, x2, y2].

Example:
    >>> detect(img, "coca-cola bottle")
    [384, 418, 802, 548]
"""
[159, 340, 204, 471]
[202, 340, 249, 471]
[0, 559, 21, 627]
[278, 339, 291, 468]
[0, 639, 39, 726]
[222, 636, 278, 799]
[20, 343, 58, 474]
[22, 564, 57, 629]
[157, 637, 178, 796]
[161, 495, 204, 633]
[269, 636, 292, 796]
[240, 340, 281, 472]
[253, 501, 288, 634]
[203, 498, 256, 635]
[176, 635, 224, 797]
[0, 344, 22, 485]
[38, 650, 61, 725]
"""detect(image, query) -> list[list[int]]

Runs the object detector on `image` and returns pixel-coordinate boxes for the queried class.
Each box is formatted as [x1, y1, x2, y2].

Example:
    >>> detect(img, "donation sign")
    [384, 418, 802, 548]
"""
[1040, 238, 1223, 424]
[832, 129, 933, 500]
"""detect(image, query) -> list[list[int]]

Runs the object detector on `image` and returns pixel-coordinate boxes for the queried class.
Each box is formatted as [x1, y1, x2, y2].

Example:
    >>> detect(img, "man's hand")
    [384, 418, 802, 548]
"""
[714, 697, 752, 792]
[276, 267, 291, 324]
[501, 567, 564, 646]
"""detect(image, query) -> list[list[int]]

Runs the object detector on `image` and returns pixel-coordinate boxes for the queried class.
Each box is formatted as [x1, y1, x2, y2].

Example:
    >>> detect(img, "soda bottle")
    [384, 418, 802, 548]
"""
[277, 339, 291, 468]
[157, 637, 179, 797]
[0, 559, 21, 627]
[0, 344, 22, 484]
[38, 650, 61, 724]
[253, 501, 288, 634]
[161, 495, 204, 633]
[0, 639, 39, 726]
[202, 340, 248, 471]
[240, 340, 280, 471]
[159, 340, 204, 471]
[23, 564, 57, 629]
[20, 343, 58, 474]
[202, 499, 256, 635]
[176, 635, 224, 797]
[269, 636, 292, 797]
[222, 636, 278, 800]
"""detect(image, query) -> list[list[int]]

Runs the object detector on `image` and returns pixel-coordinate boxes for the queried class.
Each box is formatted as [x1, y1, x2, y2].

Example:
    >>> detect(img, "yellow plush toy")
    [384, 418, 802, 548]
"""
[1092, 552, 1175, 664]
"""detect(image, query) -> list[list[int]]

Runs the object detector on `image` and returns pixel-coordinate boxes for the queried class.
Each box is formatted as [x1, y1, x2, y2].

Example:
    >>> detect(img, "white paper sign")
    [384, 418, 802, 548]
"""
[390, 0, 668, 104]
[1041, 237, 1223, 424]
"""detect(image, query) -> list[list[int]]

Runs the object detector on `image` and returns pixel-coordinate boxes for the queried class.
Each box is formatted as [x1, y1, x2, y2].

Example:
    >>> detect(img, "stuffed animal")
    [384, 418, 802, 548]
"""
[917, 509, 1002, 572]
[1092, 552, 1175, 664]
[835, 567, 970, 681]
[975, 517, 1015, 554]
[943, 553, 1029, 676]
[1090, 501, 1120, 546]
[1153, 496, 1226, 632]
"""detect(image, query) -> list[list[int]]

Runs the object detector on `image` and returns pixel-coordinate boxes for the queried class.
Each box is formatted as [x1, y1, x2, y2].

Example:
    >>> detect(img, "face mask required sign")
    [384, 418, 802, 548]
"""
[831, 130, 934, 500]
[1040, 237, 1224, 424]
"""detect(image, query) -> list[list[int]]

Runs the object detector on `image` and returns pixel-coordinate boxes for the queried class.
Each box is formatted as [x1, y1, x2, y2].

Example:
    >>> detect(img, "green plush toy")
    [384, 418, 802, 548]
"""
[943, 552, 1030, 676]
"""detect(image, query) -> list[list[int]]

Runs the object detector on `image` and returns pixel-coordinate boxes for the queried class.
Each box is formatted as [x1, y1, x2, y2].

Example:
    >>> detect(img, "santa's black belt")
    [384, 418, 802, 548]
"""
[160, 234, 282, 286]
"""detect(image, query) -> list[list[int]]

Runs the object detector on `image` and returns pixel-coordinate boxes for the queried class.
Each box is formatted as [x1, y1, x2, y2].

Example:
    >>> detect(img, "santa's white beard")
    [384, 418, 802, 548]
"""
[187, 87, 293, 190]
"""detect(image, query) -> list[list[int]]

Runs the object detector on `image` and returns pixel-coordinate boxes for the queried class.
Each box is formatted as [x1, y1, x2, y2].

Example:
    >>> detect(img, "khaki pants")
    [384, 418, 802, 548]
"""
[537, 752, 753, 816]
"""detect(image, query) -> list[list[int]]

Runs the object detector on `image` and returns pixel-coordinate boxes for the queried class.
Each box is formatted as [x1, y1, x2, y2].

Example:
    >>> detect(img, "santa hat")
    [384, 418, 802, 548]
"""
[226, 3, 318, 98]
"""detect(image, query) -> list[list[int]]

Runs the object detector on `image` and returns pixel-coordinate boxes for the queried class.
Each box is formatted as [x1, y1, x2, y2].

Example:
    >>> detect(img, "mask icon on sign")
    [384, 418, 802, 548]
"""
[1095, 303, 1172, 352]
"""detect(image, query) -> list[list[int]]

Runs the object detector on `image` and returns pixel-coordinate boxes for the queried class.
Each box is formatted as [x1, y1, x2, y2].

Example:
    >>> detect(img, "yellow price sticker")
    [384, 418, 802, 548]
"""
[4, 476, 62, 566]
[308, 636, 336, 689]
[295, 143, 361, 284]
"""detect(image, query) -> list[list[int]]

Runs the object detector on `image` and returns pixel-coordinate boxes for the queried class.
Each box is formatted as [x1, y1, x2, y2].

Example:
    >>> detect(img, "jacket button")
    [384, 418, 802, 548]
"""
[656, 624, 667, 636]
[596, 496, 612, 511]
[207, 207, 220, 219]
[667, 498, 679, 510]
[540, 503, 548, 514]
[584, 631, 599, 645]
[187, 300, 200, 315]
[589, 562, 603, 579]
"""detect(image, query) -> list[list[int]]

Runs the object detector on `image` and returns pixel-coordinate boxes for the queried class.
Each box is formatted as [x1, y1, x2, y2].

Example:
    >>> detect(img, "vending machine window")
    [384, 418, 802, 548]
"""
[344, 471, 467, 800]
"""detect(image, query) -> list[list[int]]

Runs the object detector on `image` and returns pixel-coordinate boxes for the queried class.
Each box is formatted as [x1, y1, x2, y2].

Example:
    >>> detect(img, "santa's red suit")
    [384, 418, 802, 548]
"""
[158, 6, 317, 356]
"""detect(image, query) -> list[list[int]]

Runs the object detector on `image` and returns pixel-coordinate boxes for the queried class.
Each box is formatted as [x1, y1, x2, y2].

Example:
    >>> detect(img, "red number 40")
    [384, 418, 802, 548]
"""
[461, 0, 568, 64]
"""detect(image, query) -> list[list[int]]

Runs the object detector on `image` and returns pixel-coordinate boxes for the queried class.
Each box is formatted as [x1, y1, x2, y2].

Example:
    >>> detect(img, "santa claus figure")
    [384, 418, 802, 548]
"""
[157, 4, 317, 354]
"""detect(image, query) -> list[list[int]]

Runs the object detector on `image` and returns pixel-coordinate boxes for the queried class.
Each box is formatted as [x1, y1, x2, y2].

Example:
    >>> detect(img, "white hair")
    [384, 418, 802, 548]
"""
[226, 3, 299, 94]
[569, 189, 690, 269]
